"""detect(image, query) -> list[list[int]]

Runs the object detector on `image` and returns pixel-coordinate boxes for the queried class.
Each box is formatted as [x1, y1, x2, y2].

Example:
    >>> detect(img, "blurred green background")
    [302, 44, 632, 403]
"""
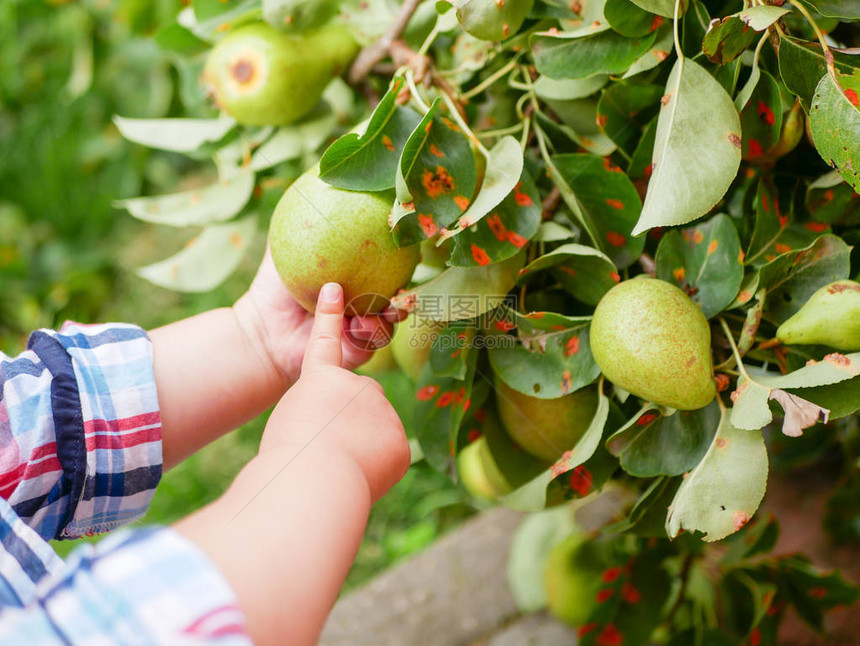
[0, 0, 471, 591]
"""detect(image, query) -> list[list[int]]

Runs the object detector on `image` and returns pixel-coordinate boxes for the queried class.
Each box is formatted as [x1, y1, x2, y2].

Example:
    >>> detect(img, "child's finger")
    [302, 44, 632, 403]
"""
[302, 283, 344, 371]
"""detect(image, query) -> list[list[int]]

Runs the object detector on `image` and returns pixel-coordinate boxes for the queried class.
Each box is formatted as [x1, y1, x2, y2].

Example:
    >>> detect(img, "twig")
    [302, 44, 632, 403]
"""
[348, 0, 422, 84]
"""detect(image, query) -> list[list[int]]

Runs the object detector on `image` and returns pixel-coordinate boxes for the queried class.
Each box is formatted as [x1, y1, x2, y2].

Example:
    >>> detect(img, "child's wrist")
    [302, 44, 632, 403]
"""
[232, 293, 293, 392]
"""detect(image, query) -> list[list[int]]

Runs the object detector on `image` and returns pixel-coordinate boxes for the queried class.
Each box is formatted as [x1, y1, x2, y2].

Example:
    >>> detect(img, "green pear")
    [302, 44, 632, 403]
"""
[391, 316, 444, 381]
[544, 533, 605, 627]
[776, 280, 860, 351]
[455, 0, 534, 41]
[354, 344, 396, 376]
[202, 22, 357, 126]
[268, 164, 419, 314]
[419, 237, 451, 269]
[495, 377, 598, 462]
[590, 277, 716, 410]
[457, 436, 513, 500]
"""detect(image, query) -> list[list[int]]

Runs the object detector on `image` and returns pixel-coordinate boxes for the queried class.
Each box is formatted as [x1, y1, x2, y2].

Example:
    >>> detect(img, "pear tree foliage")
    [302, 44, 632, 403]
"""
[119, 0, 859, 643]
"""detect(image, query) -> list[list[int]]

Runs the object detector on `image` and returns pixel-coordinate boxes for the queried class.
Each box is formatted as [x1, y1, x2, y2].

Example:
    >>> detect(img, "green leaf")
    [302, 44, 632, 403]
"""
[610, 401, 721, 477]
[777, 35, 858, 109]
[655, 213, 744, 318]
[552, 153, 645, 268]
[449, 168, 541, 267]
[596, 81, 663, 156]
[632, 58, 742, 236]
[757, 234, 851, 323]
[507, 506, 577, 612]
[439, 136, 524, 241]
[627, 0, 688, 18]
[137, 216, 257, 292]
[666, 406, 768, 541]
[627, 115, 657, 178]
[746, 176, 789, 264]
[810, 70, 860, 192]
[249, 113, 337, 172]
[262, 0, 339, 31]
[534, 74, 610, 101]
[740, 70, 783, 160]
[154, 23, 208, 56]
[532, 29, 658, 80]
[623, 24, 673, 79]
[113, 115, 235, 153]
[320, 77, 422, 191]
[605, 0, 665, 38]
[115, 171, 254, 227]
[391, 252, 523, 321]
[518, 243, 620, 306]
[179, 0, 262, 41]
[487, 309, 601, 399]
[805, 171, 860, 225]
[798, 0, 860, 19]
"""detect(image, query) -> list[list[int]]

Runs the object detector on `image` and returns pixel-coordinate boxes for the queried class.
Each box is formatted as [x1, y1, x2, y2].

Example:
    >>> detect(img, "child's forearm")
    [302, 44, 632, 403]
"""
[150, 303, 287, 469]
[173, 444, 371, 646]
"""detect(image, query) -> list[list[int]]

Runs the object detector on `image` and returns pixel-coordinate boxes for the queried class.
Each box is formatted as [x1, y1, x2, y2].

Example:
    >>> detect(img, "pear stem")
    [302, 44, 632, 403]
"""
[718, 317, 751, 382]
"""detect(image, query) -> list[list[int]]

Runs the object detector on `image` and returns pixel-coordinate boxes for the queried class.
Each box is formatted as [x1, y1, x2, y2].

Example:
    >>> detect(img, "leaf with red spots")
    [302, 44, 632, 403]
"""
[552, 153, 645, 268]
[622, 24, 674, 79]
[632, 58, 741, 236]
[778, 35, 859, 109]
[745, 176, 802, 266]
[805, 171, 860, 226]
[655, 213, 744, 318]
[666, 404, 768, 541]
[626, 0, 689, 18]
[776, 556, 860, 631]
[413, 347, 479, 474]
[440, 136, 524, 242]
[577, 543, 672, 646]
[487, 307, 601, 399]
[596, 81, 663, 156]
[739, 71, 783, 162]
[518, 243, 619, 306]
[627, 115, 658, 179]
[545, 442, 618, 504]
[429, 321, 476, 380]
[702, 6, 789, 65]
[449, 168, 542, 267]
[320, 76, 421, 191]
[810, 69, 860, 192]
[391, 101, 478, 246]
[532, 29, 658, 80]
[607, 400, 721, 477]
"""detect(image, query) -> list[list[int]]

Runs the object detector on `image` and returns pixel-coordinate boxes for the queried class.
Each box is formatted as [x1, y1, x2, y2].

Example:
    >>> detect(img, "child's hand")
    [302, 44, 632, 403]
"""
[232, 247, 402, 387]
[259, 282, 410, 502]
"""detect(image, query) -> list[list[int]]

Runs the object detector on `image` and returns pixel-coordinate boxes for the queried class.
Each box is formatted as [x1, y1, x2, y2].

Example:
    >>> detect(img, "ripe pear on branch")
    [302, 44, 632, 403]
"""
[589, 278, 716, 410]
[495, 377, 598, 462]
[776, 280, 860, 351]
[202, 22, 357, 126]
[268, 164, 419, 315]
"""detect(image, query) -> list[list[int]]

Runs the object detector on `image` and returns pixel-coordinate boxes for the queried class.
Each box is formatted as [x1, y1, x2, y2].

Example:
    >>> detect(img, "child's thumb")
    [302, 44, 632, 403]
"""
[302, 283, 344, 371]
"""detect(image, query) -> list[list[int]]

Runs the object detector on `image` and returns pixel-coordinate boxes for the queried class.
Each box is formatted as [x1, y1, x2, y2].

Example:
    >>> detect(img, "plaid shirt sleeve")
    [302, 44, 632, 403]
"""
[0, 322, 252, 642]
[1, 322, 162, 541]
[0, 525, 251, 644]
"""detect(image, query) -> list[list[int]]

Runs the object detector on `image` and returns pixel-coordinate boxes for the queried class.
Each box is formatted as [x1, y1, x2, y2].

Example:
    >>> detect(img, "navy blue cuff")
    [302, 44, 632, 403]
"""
[26, 331, 87, 539]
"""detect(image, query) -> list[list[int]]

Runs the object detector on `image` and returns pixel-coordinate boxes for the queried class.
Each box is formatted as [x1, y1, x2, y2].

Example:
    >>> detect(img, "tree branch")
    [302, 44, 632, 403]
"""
[348, 0, 423, 84]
